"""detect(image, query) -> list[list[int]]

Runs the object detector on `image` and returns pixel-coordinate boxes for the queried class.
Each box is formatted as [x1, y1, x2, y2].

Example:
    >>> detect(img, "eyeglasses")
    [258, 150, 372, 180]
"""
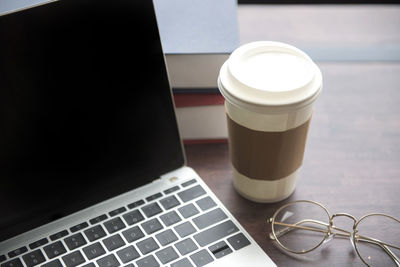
[268, 200, 400, 266]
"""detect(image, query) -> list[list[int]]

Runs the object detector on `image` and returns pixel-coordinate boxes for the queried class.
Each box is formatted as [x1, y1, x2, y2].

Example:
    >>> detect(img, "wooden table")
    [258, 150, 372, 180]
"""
[184, 62, 400, 266]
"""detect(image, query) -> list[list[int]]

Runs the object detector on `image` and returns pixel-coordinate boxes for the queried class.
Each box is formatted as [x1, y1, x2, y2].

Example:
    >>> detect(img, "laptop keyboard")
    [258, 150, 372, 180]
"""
[1, 179, 251, 267]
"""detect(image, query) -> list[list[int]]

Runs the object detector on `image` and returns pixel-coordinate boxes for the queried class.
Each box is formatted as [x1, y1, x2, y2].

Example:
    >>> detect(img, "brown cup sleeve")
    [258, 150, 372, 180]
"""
[227, 115, 311, 181]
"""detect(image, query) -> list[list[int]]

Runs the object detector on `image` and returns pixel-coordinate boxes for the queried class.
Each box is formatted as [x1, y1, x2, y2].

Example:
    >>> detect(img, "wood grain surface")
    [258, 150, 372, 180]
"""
[184, 62, 400, 266]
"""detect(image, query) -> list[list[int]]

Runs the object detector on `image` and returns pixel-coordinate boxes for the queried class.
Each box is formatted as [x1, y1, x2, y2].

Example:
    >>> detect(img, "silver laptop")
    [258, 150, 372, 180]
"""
[0, 1, 275, 266]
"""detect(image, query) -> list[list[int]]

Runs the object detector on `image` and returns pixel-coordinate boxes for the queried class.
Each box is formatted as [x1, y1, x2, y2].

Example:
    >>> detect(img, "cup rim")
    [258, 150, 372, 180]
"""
[218, 41, 323, 113]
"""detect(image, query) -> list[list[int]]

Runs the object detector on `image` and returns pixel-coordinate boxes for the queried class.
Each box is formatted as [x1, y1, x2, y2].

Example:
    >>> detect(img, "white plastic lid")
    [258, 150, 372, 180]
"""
[218, 41, 322, 113]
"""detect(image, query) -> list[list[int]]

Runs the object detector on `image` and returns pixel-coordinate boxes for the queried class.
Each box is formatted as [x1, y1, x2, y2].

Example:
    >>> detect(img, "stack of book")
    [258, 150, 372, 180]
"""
[154, 0, 239, 143]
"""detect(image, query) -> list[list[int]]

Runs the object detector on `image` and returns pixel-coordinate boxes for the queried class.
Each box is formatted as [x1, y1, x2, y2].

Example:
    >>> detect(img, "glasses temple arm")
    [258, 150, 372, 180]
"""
[270, 220, 350, 240]
[272, 220, 400, 249]
[384, 245, 400, 267]
[356, 235, 400, 266]
[356, 234, 400, 250]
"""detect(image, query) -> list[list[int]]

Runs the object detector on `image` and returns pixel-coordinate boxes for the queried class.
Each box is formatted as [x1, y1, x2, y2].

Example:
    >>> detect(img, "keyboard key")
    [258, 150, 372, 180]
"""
[104, 217, 126, 234]
[159, 196, 180, 210]
[84, 225, 107, 242]
[192, 208, 228, 230]
[136, 255, 159, 267]
[136, 237, 159, 255]
[171, 258, 193, 267]
[122, 226, 145, 243]
[62, 251, 85, 267]
[141, 203, 162, 218]
[127, 200, 145, 209]
[155, 247, 179, 264]
[178, 204, 199, 219]
[109, 207, 127, 217]
[64, 233, 87, 250]
[116, 246, 139, 263]
[1, 258, 23, 267]
[181, 179, 196, 187]
[0, 255, 6, 263]
[193, 220, 239, 247]
[177, 185, 206, 203]
[174, 238, 198, 256]
[22, 249, 45, 267]
[70, 222, 89, 233]
[141, 218, 163, 235]
[196, 197, 216, 211]
[123, 264, 134, 267]
[50, 230, 69, 241]
[43, 241, 67, 259]
[174, 221, 197, 238]
[29, 238, 48, 249]
[8, 247, 27, 258]
[89, 214, 108, 225]
[96, 254, 120, 267]
[81, 263, 95, 267]
[159, 211, 181, 226]
[155, 229, 178, 246]
[190, 250, 213, 267]
[122, 210, 145, 225]
[163, 186, 180, 194]
[208, 241, 232, 259]
[103, 234, 125, 251]
[227, 233, 251, 250]
[208, 240, 227, 253]
[42, 259, 63, 267]
[83, 242, 106, 260]
[145, 193, 163, 202]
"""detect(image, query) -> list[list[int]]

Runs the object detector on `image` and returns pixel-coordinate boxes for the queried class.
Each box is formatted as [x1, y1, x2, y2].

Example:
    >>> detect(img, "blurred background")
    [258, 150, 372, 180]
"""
[238, 3, 400, 62]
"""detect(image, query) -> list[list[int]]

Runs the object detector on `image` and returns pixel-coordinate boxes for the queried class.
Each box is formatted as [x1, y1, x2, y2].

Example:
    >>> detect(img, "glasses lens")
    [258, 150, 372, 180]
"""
[272, 201, 330, 253]
[355, 214, 400, 266]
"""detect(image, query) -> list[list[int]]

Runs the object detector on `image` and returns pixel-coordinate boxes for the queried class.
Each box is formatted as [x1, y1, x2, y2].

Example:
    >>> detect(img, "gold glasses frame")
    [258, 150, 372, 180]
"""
[268, 200, 400, 266]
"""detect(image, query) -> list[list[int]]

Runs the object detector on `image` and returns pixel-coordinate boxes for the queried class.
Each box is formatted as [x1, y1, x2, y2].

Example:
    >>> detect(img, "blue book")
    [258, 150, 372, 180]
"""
[154, 0, 239, 91]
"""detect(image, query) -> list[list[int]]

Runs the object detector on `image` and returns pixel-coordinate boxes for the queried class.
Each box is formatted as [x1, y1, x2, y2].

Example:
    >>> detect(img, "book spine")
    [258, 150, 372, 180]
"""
[172, 88, 220, 94]
[173, 93, 224, 107]
[173, 93, 228, 143]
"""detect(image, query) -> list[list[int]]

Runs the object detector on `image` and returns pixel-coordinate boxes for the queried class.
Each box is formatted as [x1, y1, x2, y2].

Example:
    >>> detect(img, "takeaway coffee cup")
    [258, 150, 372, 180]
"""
[218, 41, 322, 203]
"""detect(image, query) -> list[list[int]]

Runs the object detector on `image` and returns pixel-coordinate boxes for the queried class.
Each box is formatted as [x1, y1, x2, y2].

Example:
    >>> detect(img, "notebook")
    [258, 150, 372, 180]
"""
[0, 0, 275, 266]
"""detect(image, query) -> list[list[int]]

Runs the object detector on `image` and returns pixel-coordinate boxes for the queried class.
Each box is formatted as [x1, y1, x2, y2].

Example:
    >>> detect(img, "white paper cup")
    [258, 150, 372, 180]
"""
[218, 41, 322, 203]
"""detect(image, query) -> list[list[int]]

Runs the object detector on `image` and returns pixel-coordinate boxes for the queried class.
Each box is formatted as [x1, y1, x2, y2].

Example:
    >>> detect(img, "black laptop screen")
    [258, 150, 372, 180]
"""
[0, 0, 185, 242]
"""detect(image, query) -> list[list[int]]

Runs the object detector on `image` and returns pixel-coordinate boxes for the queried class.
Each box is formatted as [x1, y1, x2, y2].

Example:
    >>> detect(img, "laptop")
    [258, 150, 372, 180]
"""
[0, 1, 276, 266]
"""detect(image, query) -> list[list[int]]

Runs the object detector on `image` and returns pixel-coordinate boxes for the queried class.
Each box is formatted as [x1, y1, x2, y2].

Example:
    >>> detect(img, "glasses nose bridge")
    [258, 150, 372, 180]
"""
[329, 213, 359, 251]
[330, 213, 358, 229]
